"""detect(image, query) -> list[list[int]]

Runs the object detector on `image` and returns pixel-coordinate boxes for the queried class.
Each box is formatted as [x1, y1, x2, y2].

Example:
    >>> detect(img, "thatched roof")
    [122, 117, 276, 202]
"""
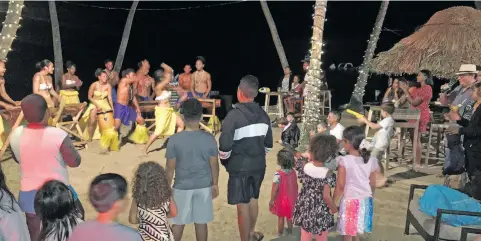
[369, 6, 481, 79]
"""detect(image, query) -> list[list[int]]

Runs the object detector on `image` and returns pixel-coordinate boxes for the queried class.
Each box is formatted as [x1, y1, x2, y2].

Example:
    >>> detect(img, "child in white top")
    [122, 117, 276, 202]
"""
[334, 126, 379, 241]
[357, 103, 395, 187]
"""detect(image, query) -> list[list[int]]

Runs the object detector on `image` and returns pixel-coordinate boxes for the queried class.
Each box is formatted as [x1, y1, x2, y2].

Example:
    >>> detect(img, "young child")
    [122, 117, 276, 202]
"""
[129, 162, 177, 241]
[357, 103, 395, 187]
[34, 180, 83, 241]
[293, 135, 338, 241]
[68, 173, 142, 241]
[277, 117, 300, 148]
[334, 126, 379, 241]
[310, 119, 329, 137]
[269, 149, 298, 237]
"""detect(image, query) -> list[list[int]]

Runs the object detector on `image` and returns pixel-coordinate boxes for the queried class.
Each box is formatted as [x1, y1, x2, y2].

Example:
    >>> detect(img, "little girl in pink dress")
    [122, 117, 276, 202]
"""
[269, 148, 298, 237]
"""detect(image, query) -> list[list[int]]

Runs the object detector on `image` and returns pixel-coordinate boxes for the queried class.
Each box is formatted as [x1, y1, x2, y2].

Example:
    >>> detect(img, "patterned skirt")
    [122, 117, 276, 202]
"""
[337, 197, 373, 236]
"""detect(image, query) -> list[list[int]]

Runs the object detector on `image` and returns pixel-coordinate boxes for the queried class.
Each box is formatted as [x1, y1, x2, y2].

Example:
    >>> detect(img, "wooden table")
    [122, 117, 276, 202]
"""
[364, 106, 420, 169]
[263, 91, 286, 118]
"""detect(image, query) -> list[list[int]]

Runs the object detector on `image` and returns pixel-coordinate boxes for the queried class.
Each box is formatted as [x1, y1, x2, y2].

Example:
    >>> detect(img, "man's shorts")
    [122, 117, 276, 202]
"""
[171, 187, 213, 225]
[227, 170, 265, 205]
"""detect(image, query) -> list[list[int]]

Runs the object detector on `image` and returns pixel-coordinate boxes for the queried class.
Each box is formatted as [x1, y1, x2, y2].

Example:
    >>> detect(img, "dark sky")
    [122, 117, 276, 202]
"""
[0, 1, 476, 107]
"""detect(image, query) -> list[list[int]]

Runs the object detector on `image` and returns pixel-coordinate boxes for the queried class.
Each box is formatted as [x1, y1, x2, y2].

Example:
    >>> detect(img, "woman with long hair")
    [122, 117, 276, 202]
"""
[60, 61, 83, 104]
[34, 180, 82, 241]
[33, 59, 60, 108]
[400, 69, 433, 171]
[129, 161, 177, 241]
[80, 69, 116, 150]
[0, 164, 30, 241]
[383, 77, 406, 106]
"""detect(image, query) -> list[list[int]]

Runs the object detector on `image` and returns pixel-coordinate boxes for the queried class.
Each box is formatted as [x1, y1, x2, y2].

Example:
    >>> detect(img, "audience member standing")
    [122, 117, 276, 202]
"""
[68, 173, 142, 241]
[219, 75, 273, 241]
[9, 94, 83, 241]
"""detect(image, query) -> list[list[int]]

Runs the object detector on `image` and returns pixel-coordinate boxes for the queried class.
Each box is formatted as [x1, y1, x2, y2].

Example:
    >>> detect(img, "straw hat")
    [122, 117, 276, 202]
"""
[455, 64, 478, 75]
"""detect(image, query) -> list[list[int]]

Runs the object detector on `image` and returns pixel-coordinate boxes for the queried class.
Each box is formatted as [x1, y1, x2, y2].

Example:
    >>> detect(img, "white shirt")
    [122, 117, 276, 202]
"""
[281, 77, 289, 92]
[330, 123, 345, 151]
[371, 116, 395, 151]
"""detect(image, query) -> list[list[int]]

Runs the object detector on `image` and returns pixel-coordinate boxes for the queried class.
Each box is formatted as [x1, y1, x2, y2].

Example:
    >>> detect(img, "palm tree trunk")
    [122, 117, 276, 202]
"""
[49, 0, 63, 91]
[260, 0, 289, 69]
[349, 0, 389, 112]
[114, 0, 139, 74]
[299, 0, 328, 149]
[0, 0, 24, 60]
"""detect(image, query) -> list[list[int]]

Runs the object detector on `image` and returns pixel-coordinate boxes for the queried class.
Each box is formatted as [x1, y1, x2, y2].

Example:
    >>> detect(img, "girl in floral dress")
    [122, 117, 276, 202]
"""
[269, 149, 298, 237]
[293, 135, 339, 241]
[400, 70, 433, 170]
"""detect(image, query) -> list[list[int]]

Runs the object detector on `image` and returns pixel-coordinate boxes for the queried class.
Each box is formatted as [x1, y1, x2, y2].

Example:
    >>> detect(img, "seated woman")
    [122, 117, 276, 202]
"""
[60, 61, 83, 104]
[447, 82, 481, 199]
[284, 75, 303, 113]
[81, 69, 114, 145]
[33, 59, 59, 109]
[143, 72, 184, 154]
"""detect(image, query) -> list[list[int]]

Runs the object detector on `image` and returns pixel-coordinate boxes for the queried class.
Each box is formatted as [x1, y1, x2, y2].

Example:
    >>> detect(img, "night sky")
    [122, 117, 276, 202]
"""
[0, 1, 476, 108]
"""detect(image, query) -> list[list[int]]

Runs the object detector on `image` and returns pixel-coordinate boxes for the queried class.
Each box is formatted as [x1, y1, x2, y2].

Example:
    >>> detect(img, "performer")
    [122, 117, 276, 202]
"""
[60, 61, 83, 104]
[32, 59, 60, 109]
[0, 60, 21, 149]
[82, 69, 114, 141]
[143, 71, 184, 154]
[135, 59, 155, 101]
[104, 59, 119, 103]
[0, 60, 21, 109]
[114, 68, 148, 144]
[189, 56, 211, 99]
[177, 64, 192, 102]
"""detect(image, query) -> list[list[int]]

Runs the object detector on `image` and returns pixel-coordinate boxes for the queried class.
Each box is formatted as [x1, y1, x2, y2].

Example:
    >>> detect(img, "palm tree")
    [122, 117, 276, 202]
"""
[299, 0, 328, 148]
[49, 0, 63, 90]
[260, 0, 289, 69]
[0, 0, 24, 60]
[114, 0, 139, 73]
[348, 0, 389, 112]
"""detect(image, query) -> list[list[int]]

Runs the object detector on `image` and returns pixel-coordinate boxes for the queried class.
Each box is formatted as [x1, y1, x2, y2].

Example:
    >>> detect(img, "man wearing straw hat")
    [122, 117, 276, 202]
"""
[443, 64, 478, 189]
[441, 64, 479, 118]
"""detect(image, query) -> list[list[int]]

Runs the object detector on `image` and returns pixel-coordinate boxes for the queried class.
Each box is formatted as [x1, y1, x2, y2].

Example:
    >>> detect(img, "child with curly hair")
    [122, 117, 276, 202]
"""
[129, 162, 178, 241]
[269, 148, 298, 237]
[293, 135, 338, 241]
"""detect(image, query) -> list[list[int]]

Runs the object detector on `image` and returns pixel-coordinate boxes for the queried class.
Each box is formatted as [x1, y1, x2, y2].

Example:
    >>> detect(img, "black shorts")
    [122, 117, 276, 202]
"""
[227, 171, 265, 205]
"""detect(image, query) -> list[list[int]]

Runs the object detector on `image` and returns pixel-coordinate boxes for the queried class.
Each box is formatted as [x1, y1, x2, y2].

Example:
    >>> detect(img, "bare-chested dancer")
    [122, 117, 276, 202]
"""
[33, 59, 60, 108]
[135, 59, 155, 101]
[189, 56, 212, 99]
[0, 61, 21, 110]
[179, 64, 192, 94]
[114, 69, 148, 144]
[104, 59, 120, 103]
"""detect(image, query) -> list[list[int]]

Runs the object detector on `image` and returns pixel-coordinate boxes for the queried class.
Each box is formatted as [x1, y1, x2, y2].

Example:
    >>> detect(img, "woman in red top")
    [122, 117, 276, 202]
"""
[400, 70, 433, 170]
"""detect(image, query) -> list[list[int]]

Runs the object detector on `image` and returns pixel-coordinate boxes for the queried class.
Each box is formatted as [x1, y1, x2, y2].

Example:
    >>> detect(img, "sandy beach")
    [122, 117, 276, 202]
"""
[2, 116, 443, 241]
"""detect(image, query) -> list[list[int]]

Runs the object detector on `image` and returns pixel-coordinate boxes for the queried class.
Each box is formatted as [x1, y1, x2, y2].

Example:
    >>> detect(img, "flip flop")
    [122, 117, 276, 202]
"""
[250, 232, 264, 241]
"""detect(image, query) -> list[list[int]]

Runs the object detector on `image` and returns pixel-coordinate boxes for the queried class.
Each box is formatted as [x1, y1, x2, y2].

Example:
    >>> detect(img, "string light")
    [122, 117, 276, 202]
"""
[0, 0, 24, 60]
[61, 1, 245, 11]
[349, 0, 389, 111]
[300, 0, 328, 148]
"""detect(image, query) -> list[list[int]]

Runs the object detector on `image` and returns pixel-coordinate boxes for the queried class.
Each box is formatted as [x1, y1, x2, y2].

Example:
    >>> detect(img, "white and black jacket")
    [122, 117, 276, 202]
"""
[219, 102, 273, 173]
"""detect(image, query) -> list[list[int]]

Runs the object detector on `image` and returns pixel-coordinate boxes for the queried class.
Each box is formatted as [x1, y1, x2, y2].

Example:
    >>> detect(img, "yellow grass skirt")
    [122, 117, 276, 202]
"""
[80, 99, 112, 140]
[208, 115, 221, 133]
[59, 90, 80, 104]
[128, 124, 149, 144]
[100, 128, 119, 151]
[154, 106, 176, 136]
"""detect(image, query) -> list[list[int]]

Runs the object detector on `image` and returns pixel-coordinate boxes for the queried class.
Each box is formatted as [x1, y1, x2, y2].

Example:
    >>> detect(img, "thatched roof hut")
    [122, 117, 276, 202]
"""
[369, 6, 481, 79]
